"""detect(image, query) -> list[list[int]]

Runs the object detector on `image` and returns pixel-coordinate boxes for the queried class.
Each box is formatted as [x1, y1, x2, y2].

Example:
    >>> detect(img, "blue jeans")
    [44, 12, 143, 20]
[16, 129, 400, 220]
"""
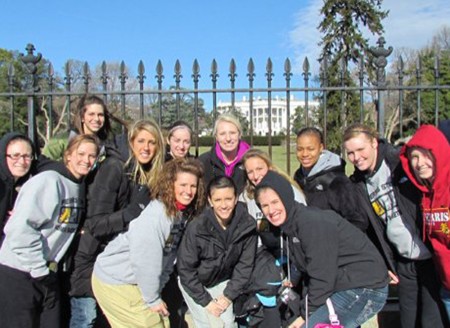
[441, 287, 450, 321]
[70, 296, 97, 328]
[302, 286, 388, 328]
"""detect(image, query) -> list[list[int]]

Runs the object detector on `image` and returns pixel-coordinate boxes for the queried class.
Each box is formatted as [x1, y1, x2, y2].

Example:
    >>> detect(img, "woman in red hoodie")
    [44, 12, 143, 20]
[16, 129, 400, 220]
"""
[400, 124, 450, 319]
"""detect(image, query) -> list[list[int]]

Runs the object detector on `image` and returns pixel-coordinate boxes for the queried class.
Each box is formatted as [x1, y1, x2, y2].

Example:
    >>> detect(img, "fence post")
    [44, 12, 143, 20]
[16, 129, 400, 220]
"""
[8, 63, 15, 131]
[19, 43, 42, 147]
[368, 37, 392, 137]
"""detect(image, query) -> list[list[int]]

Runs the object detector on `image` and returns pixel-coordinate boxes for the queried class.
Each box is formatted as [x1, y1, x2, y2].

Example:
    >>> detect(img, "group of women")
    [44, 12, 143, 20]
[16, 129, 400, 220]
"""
[0, 93, 449, 328]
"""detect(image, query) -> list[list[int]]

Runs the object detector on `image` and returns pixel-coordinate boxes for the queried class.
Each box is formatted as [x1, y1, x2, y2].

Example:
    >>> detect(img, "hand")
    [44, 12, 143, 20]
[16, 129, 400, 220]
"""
[35, 271, 58, 309]
[150, 301, 170, 317]
[123, 185, 150, 223]
[215, 295, 231, 310]
[206, 300, 224, 317]
[283, 279, 293, 288]
[288, 316, 305, 328]
[388, 270, 399, 284]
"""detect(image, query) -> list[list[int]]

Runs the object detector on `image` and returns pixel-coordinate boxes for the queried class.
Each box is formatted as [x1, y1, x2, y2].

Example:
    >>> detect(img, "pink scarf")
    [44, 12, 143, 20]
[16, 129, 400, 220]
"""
[215, 140, 250, 176]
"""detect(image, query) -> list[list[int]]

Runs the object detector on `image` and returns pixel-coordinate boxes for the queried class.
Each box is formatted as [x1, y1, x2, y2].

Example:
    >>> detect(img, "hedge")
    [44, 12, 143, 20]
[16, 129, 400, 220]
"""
[197, 135, 283, 146]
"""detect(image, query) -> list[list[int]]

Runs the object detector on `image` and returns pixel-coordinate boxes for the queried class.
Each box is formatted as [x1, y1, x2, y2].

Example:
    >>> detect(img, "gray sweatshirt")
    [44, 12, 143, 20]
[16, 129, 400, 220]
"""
[93, 200, 177, 307]
[0, 170, 84, 278]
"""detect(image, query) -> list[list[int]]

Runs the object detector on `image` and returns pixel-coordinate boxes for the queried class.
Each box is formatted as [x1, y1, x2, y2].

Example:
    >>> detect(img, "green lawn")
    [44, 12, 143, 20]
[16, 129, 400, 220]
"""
[197, 145, 300, 176]
[196, 145, 355, 177]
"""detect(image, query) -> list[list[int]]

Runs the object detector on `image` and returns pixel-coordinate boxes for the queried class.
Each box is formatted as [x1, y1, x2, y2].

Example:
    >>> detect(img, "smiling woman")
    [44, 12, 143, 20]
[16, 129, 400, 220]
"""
[177, 176, 257, 328]
[68, 119, 165, 327]
[42, 94, 128, 162]
[0, 133, 35, 241]
[293, 127, 366, 230]
[91, 158, 205, 328]
[400, 125, 450, 319]
[255, 171, 389, 328]
[126, 119, 165, 190]
[199, 113, 250, 194]
[0, 134, 99, 327]
[165, 120, 193, 161]
[343, 123, 449, 328]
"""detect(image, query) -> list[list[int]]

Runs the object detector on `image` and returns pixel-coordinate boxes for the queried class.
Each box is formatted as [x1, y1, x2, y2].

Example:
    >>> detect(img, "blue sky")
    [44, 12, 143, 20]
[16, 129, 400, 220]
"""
[1, 0, 449, 96]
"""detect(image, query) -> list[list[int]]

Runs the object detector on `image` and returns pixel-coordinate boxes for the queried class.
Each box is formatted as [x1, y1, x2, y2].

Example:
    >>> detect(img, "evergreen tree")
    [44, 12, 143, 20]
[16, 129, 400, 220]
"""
[317, 0, 389, 151]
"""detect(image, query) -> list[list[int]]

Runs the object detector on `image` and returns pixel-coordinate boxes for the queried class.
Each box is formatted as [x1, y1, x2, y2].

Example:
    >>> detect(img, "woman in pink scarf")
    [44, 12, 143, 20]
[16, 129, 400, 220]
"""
[199, 113, 250, 194]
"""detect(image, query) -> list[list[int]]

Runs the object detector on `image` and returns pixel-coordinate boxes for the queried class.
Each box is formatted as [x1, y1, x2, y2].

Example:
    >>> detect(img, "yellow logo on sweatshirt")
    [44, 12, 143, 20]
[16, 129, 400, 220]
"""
[371, 200, 386, 217]
[59, 207, 71, 224]
[57, 198, 83, 225]
[440, 223, 450, 235]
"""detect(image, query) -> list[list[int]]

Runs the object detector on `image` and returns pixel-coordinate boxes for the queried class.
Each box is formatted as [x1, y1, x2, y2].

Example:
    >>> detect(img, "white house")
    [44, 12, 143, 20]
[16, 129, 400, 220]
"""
[217, 96, 319, 135]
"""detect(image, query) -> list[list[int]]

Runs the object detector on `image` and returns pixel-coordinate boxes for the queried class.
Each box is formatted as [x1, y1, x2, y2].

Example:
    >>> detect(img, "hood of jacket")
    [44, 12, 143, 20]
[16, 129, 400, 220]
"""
[255, 170, 295, 219]
[306, 150, 343, 177]
[294, 150, 345, 185]
[0, 132, 35, 184]
[400, 125, 450, 206]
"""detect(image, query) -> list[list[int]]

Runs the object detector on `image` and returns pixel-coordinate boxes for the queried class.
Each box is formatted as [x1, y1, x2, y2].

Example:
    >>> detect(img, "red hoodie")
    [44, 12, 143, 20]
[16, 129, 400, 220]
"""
[400, 125, 450, 290]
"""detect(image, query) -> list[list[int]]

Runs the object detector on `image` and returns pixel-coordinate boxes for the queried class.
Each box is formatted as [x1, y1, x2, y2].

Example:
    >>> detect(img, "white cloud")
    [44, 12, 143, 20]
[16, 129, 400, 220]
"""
[288, 0, 450, 74]
[381, 0, 450, 49]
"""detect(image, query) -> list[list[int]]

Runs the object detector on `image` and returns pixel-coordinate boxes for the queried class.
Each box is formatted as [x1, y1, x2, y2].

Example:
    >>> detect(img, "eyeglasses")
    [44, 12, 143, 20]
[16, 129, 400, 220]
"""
[6, 153, 33, 161]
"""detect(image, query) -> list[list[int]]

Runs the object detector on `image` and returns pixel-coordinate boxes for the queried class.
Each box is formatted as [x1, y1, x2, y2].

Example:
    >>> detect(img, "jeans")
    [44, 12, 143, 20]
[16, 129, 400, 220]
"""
[441, 287, 450, 322]
[70, 296, 97, 328]
[302, 286, 388, 328]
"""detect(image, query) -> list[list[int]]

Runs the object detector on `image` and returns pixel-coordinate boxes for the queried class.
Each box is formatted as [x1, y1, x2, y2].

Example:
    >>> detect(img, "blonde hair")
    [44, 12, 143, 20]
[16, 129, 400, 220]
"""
[242, 148, 302, 199]
[126, 119, 165, 190]
[63, 134, 100, 166]
[343, 123, 378, 143]
[213, 113, 242, 137]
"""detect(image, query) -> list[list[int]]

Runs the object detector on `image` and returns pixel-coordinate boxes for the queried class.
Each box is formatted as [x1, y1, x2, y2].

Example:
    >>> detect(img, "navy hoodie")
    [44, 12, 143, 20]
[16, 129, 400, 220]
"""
[256, 171, 388, 316]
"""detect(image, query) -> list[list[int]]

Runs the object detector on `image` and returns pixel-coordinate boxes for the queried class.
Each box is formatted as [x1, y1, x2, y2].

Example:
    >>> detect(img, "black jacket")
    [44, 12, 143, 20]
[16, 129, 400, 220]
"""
[350, 139, 424, 274]
[199, 143, 247, 194]
[256, 171, 388, 317]
[177, 202, 257, 307]
[294, 159, 367, 230]
[164, 148, 194, 162]
[69, 145, 137, 297]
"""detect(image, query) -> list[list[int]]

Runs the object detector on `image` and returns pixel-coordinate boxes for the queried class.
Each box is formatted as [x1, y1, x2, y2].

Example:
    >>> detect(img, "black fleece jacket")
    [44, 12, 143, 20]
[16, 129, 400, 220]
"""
[294, 159, 367, 231]
[350, 139, 424, 274]
[256, 171, 388, 316]
[69, 145, 139, 297]
[177, 202, 257, 307]
[199, 144, 247, 194]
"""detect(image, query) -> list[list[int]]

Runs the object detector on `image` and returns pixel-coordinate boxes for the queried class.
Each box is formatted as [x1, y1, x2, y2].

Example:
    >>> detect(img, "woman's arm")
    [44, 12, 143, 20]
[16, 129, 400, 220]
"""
[300, 216, 339, 313]
[328, 176, 369, 231]
[177, 222, 214, 307]
[223, 229, 257, 301]
[128, 203, 168, 307]
[5, 174, 60, 278]
[83, 158, 131, 238]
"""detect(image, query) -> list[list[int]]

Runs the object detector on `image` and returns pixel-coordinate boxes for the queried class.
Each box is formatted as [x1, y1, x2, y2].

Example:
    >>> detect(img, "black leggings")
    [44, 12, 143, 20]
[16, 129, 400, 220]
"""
[396, 257, 449, 328]
[0, 264, 60, 328]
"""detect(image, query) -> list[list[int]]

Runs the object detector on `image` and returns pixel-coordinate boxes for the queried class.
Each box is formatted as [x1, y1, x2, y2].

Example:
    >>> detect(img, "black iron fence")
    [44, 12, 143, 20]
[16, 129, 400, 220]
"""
[1, 39, 449, 174]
